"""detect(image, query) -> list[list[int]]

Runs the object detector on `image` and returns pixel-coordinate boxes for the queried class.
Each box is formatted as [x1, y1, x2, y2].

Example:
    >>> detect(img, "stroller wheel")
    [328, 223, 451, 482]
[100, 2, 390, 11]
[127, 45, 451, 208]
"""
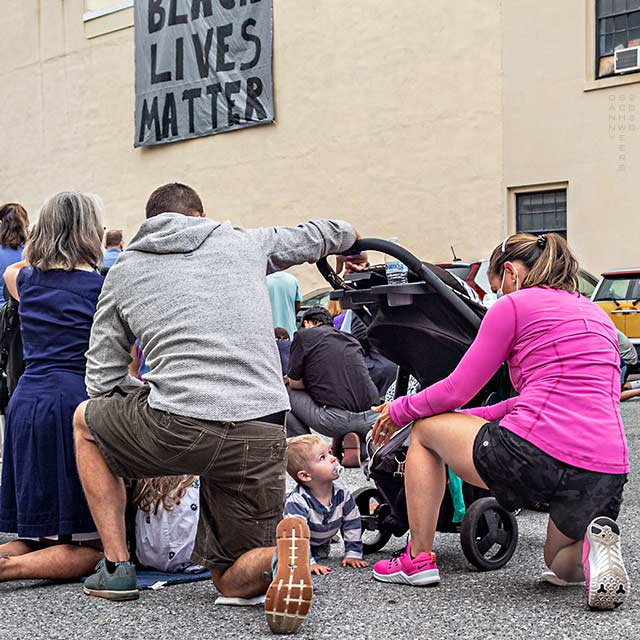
[459, 497, 518, 571]
[352, 487, 393, 555]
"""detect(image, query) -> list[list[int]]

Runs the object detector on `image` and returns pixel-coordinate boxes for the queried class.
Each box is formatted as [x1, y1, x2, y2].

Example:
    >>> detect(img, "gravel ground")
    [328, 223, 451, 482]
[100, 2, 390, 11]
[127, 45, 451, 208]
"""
[1, 401, 638, 640]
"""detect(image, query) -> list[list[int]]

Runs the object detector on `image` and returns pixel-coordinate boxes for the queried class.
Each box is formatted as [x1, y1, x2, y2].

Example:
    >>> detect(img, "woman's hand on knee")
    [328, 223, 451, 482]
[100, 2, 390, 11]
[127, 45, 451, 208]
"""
[371, 403, 400, 446]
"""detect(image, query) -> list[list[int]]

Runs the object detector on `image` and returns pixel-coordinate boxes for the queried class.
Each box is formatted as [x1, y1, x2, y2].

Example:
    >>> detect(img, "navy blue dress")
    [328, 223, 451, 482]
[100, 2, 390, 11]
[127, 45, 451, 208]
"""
[0, 267, 103, 537]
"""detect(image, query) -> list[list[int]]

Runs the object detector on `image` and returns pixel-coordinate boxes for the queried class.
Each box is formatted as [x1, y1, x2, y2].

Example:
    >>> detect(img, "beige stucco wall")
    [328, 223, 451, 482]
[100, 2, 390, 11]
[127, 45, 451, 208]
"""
[502, 0, 640, 277]
[0, 0, 504, 291]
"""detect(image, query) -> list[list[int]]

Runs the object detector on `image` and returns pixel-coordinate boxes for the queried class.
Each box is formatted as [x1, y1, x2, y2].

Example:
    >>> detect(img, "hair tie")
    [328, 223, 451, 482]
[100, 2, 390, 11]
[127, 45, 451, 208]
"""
[537, 234, 547, 248]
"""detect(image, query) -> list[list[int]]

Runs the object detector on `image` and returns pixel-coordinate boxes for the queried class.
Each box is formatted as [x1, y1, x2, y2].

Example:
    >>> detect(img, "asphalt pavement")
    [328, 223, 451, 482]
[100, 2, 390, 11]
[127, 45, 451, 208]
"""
[1, 401, 639, 640]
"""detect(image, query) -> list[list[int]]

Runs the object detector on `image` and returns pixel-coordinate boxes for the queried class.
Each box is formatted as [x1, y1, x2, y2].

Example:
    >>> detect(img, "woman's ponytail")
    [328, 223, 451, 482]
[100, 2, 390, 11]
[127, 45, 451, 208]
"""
[489, 232, 579, 292]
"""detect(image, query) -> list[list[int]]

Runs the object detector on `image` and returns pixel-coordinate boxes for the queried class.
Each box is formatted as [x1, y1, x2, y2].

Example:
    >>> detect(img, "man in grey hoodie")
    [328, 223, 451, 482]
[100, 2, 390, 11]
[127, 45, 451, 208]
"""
[73, 182, 364, 633]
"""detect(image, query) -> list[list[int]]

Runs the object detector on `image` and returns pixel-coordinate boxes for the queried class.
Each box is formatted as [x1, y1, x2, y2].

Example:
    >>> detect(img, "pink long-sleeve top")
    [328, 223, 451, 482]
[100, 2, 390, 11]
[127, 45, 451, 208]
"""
[389, 287, 629, 474]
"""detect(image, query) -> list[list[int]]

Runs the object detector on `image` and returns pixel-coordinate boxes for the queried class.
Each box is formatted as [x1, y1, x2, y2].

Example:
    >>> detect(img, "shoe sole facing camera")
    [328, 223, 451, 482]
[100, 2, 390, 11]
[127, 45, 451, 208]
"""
[340, 432, 361, 468]
[372, 568, 440, 586]
[265, 517, 313, 634]
[584, 517, 629, 610]
[82, 586, 139, 602]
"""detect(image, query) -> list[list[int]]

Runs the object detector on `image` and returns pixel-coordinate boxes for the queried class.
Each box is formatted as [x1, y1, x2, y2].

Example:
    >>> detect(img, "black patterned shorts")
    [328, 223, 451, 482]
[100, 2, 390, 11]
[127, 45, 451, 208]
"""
[472, 421, 627, 540]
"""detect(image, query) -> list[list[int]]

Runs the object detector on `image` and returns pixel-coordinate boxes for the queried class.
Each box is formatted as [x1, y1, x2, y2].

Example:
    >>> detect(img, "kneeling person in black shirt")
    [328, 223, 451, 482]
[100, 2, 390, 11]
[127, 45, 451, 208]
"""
[286, 306, 379, 466]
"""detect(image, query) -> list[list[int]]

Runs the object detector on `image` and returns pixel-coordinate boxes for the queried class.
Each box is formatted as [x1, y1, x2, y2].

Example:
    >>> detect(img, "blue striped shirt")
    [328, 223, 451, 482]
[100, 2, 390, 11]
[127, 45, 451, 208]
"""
[283, 480, 363, 561]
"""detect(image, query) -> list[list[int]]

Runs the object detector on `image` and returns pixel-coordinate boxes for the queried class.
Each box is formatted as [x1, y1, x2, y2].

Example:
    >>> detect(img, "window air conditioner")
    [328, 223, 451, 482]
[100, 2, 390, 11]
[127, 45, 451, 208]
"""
[614, 46, 640, 74]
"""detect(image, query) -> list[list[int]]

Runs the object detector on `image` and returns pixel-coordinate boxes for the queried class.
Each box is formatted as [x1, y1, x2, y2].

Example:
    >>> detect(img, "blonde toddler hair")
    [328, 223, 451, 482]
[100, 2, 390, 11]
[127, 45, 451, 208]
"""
[287, 434, 323, 482]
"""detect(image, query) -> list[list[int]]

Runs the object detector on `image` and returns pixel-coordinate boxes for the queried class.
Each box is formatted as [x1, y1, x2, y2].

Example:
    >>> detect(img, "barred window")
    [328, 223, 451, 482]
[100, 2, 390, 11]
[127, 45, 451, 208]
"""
[597, 0, 640, 78]
[516, 190, 567, 239]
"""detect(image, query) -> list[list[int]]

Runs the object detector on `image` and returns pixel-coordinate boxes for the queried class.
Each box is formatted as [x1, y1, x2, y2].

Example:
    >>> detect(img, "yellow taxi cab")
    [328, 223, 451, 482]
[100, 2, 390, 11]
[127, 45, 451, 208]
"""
[592, 269, 640, 358]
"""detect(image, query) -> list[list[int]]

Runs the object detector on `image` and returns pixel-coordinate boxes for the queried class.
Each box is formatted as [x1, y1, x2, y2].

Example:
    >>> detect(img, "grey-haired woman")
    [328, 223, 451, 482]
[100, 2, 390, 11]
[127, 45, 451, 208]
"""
[0, 192, 104, 581]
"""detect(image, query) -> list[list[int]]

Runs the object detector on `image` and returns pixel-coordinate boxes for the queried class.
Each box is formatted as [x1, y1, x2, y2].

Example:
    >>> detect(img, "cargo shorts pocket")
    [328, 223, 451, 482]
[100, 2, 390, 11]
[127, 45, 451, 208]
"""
[150, 419, 208, 464]
[240, 438, 287, 519]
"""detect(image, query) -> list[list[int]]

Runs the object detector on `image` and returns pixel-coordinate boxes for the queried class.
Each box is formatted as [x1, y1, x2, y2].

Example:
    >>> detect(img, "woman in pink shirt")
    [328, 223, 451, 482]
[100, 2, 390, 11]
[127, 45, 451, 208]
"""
[370, 233, 629, 610]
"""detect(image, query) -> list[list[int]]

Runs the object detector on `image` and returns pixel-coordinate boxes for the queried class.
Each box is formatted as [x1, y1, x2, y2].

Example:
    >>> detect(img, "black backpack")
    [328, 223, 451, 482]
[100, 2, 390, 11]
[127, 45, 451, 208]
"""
[0, 286, 24, 413]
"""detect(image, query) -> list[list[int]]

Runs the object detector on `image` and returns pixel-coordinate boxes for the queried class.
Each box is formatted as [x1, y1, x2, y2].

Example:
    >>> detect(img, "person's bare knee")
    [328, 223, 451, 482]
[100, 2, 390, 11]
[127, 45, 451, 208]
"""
[209, 547, 274, 598]
[211, 568, 226, 593]
[411, 413, 463, 448]
[410, 416, 444, 449]
[210, 566, 243, 595]
[543, 540, 567, 570]
[543, 517, 583, 580]
[73, 401, 92, 443]
[210, 566, 255, 598]
[411, 413, 485, 472]
[543, 540, 557, 569]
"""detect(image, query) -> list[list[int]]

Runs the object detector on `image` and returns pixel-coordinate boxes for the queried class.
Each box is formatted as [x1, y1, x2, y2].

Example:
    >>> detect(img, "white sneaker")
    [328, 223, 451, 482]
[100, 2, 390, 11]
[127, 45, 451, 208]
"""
[541, 570, 584, 587]
[582, 517, 629, 610]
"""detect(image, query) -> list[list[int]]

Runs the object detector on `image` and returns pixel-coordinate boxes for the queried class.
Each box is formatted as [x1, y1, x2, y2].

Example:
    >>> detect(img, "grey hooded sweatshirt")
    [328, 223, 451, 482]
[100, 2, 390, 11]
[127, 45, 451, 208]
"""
[85, 213, 356, 422]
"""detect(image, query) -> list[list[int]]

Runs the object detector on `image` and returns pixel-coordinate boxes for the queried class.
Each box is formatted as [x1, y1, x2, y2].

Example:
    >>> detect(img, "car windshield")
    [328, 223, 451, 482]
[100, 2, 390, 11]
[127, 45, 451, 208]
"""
[442, 265, 471, 281]
[302, 291, 331, 306]
[593, 277, 640, 302]
[578, 271, 597, 298]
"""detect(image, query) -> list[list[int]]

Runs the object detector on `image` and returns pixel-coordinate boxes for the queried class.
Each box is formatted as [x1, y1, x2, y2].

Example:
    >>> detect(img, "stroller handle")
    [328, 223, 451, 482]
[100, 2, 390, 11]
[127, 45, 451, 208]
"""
[318, 238, 482, 330]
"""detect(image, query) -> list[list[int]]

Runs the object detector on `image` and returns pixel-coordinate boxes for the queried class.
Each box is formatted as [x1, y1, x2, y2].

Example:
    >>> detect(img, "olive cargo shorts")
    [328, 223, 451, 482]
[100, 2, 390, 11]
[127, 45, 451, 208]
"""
[84, 385, 287, 572]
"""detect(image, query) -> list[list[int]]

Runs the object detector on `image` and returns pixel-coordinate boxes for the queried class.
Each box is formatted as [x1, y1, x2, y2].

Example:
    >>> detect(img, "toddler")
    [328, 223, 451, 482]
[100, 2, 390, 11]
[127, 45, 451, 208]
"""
[284, 435, 368, 575]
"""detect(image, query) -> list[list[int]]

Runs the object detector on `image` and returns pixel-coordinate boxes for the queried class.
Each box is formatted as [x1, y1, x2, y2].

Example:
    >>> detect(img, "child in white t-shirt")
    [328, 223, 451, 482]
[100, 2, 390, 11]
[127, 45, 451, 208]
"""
[132, 475, 205, 573]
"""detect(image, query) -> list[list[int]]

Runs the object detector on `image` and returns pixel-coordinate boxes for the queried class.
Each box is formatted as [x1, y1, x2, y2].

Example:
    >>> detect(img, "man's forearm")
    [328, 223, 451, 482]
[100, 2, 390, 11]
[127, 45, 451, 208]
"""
[250, 220, 357, 273]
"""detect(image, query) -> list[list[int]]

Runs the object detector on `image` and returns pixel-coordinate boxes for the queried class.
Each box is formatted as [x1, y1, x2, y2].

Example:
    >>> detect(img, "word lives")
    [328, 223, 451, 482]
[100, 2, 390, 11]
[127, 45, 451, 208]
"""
[135, 0, 273, 147]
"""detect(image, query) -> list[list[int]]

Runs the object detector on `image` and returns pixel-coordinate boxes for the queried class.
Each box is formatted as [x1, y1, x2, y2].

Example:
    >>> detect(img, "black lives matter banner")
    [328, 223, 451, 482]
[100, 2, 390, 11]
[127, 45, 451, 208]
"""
[134, 0, 273, 147]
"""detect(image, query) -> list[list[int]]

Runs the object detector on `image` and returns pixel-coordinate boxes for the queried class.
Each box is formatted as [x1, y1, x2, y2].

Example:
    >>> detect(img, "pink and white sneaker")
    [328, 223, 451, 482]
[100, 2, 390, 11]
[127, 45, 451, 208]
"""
[583, 517, 629, 610]
[373, 541, 440, 586]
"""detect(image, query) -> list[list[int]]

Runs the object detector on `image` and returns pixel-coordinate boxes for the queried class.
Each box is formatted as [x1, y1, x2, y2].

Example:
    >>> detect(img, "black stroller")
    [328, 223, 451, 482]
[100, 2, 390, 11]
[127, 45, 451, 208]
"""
[317, 239, 518, 571]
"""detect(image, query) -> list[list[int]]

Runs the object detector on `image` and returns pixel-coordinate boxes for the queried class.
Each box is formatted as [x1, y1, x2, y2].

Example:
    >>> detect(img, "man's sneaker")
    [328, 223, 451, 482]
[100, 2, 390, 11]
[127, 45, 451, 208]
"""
[372, 540, 440, 586]
[265, 517, 313, 634]
[583, 517, 629, 610]
[83, 559, 139, 602]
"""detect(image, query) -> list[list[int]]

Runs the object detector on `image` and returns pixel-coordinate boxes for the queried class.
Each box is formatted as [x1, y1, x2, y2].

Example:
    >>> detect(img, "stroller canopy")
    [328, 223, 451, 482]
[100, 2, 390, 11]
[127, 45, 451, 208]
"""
[367, 264, 487, 389]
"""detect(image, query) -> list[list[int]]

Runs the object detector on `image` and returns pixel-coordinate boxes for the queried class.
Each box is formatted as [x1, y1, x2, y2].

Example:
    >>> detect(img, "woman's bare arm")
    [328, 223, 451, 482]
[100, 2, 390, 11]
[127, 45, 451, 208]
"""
[3, 260, 27, 302]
